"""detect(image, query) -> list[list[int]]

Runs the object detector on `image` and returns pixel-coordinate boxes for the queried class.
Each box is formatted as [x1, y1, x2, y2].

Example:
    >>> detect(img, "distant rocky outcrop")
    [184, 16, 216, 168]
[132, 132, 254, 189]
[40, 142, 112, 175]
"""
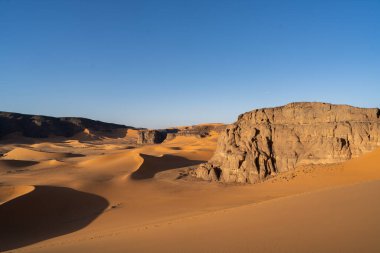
[137, 130, 168, 144]
[137, 124, 225, 144]
[165, 124, 226, 140]
[0, 111, 135, 140]
[195, 102, 380, 183]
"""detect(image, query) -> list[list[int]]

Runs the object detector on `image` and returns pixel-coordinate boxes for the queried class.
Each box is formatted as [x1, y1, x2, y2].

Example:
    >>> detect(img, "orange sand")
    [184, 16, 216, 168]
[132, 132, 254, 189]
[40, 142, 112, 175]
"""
[1, 129, 380, 253]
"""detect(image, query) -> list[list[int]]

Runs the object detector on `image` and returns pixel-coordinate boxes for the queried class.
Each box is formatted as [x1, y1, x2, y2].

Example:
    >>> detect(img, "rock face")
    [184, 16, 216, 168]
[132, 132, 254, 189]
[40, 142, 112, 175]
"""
[137, 130, 167, 144]
[137, 124, 225, 144]
[0, 111, 134, 139]
[165, 124, 226, 140]
[196, 102, 380, 183]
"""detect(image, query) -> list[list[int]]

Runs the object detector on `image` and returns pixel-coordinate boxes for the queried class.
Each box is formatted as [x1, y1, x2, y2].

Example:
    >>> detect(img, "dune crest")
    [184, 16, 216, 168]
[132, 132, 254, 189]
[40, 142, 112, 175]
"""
[0, 185, 34, 205]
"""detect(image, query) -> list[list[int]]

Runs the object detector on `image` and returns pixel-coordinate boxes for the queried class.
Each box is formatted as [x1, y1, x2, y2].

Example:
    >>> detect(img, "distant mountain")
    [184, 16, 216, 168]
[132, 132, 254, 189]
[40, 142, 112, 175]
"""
[0, 111, 136, 139]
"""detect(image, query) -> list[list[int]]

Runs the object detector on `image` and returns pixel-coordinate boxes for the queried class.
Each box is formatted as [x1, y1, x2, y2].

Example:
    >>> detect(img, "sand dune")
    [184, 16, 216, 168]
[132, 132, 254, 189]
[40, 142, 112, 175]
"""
[1, 134, 380, 253]
[0, 185, 34, 205]
[31, 142, 67, 150]
[0, 186, 108, 252]
[23, 181, 380, 253]
[3, 147, 83, 161]
[125, 129, 139, 139]
[130, 154, 204, 180]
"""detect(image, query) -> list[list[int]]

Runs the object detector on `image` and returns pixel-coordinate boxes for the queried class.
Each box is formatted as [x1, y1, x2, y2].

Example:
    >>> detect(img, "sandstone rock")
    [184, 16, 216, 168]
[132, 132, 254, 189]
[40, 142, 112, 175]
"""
[195, 102, 380, 183]
[138, 124, 226, 144]
[137, 130, 167, 144]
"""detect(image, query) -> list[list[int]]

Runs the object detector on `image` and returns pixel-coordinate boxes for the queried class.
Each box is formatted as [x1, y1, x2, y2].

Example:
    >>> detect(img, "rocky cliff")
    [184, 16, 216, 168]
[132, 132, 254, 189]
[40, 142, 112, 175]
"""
[137, 130, 168, 144]
[137, 124, 225, 144]
[196, 102, 380, 183]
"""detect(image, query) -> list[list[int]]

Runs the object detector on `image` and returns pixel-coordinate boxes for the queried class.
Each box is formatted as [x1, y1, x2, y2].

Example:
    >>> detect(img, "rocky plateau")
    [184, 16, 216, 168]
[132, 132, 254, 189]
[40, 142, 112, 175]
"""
[195, 102, 380, 183]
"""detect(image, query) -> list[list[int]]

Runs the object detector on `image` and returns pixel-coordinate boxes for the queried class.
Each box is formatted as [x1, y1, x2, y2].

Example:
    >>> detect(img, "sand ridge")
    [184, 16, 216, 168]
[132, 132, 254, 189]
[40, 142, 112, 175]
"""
[2, 147, 83, 161]
[0, 185, 34, 205]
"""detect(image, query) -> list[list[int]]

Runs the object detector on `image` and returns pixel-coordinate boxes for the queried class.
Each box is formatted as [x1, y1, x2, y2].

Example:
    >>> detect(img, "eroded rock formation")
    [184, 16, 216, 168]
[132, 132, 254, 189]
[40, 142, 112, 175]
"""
[137, 130, 168, 144]
[137, 124, 225, 144]
[196, 102, 380, 183]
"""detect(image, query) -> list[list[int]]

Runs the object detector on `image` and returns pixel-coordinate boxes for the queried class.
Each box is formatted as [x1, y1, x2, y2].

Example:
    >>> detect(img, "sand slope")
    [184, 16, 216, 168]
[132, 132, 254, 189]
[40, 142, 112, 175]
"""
[1, 133, 380, 253]
[0, 186, 108, 252]
[0, 185, 34, 205]
[3, 147, 83, 161]
[23, 181, 380, 253]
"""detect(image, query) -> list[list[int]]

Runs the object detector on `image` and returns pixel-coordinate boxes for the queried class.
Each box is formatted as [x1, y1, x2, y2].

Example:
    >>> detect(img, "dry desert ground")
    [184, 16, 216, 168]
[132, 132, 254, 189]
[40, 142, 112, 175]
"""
[1, 128, 380, 253]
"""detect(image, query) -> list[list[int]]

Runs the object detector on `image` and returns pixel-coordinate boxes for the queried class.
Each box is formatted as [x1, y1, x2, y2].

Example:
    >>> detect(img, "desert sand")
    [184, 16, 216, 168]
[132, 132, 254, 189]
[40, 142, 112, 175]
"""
[1, 128, 380, 252]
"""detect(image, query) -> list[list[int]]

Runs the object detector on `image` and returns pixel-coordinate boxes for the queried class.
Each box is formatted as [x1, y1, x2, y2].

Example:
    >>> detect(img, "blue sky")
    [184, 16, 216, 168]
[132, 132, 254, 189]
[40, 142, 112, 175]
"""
[1, 0, 379, 128]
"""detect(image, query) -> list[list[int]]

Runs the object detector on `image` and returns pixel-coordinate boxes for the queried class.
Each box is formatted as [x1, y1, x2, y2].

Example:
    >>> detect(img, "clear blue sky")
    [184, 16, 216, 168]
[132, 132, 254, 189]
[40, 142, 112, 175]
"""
[1, 0, 379, 128]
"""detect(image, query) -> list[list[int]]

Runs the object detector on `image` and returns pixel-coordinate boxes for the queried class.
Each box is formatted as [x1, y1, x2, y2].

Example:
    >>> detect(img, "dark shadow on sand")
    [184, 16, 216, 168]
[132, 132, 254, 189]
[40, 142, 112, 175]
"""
[65, 153, 86, 158]
[131, 154, 204, 180]
[0, 159, 39, 168]
[0, 186, 109, 252]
